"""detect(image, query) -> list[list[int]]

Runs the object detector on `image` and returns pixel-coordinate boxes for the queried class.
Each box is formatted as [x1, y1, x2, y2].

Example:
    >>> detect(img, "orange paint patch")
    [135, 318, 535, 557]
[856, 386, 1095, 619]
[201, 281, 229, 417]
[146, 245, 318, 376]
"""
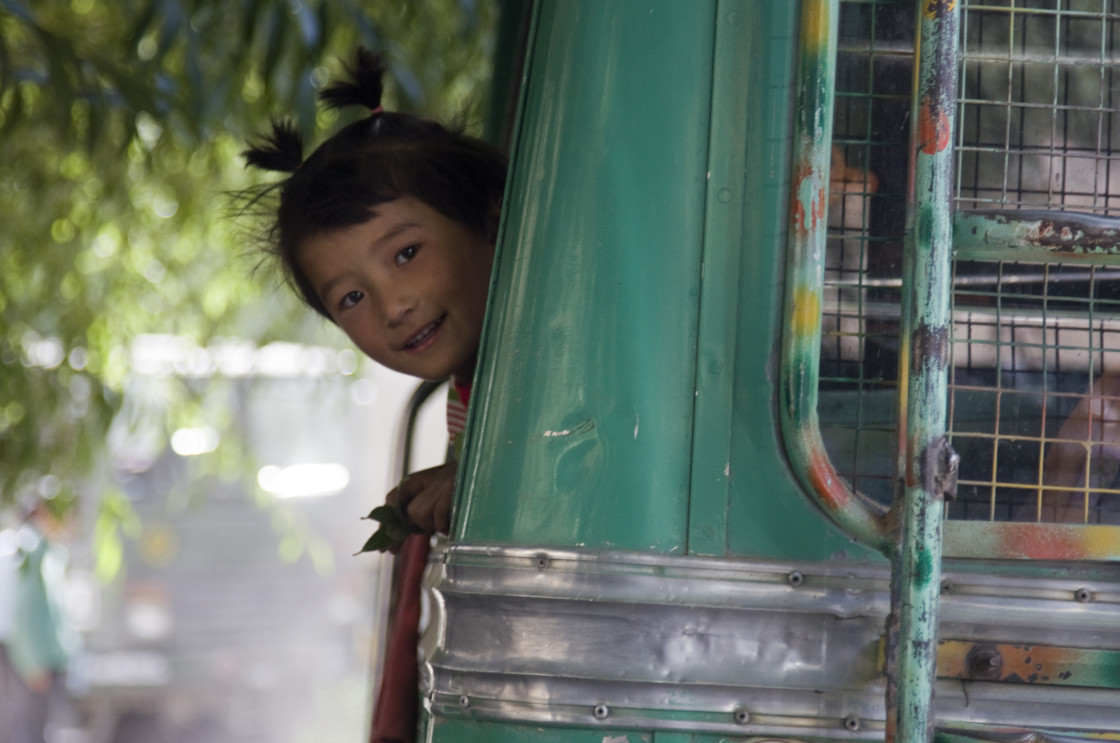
[944, 521, 1120, 560]
[999, 523, 1082, 559]
[918, 98, 951, 155]
[937, 640, 1084, 685]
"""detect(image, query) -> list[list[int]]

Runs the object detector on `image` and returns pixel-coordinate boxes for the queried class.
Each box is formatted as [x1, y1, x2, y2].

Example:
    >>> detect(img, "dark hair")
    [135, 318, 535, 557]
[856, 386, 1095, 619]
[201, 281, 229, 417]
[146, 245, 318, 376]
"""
[242, 48, 508, 319]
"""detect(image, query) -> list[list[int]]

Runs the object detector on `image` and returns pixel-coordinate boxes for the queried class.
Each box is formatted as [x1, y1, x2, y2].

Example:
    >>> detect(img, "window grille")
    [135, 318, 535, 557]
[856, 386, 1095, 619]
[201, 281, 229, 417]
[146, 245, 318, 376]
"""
[822, 0, 1120, 525]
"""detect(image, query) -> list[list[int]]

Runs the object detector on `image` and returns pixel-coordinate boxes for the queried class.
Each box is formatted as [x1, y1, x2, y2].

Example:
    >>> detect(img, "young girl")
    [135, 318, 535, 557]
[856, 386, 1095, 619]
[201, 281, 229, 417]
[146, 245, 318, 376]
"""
[242, 48, 506, 742]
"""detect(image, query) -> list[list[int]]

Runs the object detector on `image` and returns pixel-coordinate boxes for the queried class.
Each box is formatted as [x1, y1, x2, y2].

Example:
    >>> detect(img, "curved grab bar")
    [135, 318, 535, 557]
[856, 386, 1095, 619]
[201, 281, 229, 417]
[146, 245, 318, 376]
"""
[779, 0, 892, 553]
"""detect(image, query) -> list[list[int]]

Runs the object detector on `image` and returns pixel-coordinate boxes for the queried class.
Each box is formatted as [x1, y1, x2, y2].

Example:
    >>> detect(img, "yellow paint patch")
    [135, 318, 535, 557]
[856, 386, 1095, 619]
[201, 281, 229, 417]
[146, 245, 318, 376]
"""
[791, 287, 821, 336]
[924, 0, 956, 21]
[801, 0, 831, 54]
[1082, 524, 1120, 559]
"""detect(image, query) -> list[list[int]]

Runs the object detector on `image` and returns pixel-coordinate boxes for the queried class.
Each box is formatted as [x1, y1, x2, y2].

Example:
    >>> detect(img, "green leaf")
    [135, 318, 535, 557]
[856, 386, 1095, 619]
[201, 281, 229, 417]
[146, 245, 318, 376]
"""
[357, 504, 417, 554]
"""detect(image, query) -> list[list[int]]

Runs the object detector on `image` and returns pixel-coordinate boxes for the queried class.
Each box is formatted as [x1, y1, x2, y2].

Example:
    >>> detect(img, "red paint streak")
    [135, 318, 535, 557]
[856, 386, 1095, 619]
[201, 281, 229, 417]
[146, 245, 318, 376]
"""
[918, 98, 950, 155]
[808, 446, 849, 511]
[793, 159, 812, 184]
[811, 186, 827, 230]
[791, 160, 813, 238]
[904, 433, 919, 487]
[998, 524, 1084, 560]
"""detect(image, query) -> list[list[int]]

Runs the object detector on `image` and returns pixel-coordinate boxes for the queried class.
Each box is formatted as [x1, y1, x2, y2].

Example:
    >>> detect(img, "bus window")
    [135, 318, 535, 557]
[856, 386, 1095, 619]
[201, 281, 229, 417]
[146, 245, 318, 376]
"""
[819, 0, 1120, 527]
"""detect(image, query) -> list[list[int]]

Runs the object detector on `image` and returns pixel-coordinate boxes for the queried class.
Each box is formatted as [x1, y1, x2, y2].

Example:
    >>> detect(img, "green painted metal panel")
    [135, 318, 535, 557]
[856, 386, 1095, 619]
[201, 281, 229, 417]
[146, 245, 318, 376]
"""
[684, 0, 758, 557]
[719, 1, 884, 563]
[458, 0, 716, 551]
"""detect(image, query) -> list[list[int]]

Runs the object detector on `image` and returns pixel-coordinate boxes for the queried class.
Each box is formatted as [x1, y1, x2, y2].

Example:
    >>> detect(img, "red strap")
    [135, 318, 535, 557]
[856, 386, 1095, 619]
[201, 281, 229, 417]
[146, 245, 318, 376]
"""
[370, 534, 430, 743]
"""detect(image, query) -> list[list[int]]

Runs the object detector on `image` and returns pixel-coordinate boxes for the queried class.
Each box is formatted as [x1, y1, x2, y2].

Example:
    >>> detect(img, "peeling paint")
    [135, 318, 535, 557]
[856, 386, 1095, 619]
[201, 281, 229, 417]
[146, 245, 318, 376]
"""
[954, 209, 1120, 261]
[536, 419, 595, 441]
[918, 97, 950, 155]
[910, 321, 950, 372]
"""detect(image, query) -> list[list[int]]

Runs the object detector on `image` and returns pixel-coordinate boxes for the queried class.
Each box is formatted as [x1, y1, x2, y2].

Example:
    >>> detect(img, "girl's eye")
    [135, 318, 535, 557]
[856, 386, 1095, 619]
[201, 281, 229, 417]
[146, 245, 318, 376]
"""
[340, 290, 364, 310]
[395, 244, 419, 266]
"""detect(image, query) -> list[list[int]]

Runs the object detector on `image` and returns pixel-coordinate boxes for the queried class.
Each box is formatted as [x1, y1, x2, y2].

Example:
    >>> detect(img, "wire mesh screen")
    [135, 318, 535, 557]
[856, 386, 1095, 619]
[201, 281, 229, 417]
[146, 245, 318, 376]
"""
[952, 0, 1120, 524]
[821, 0, 1120, 524]
[821, 0, 913, 506]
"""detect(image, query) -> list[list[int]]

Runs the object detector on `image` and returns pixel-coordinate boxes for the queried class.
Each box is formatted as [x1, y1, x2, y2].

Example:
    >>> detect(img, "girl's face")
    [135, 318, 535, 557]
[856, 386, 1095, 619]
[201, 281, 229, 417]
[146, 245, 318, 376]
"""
[299, 196, 495, 381]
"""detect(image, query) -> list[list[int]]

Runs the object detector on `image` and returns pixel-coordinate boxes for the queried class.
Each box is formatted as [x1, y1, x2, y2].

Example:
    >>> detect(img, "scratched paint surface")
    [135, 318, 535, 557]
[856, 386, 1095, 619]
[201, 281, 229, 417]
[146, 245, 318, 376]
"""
[944, 521, 1120, 560]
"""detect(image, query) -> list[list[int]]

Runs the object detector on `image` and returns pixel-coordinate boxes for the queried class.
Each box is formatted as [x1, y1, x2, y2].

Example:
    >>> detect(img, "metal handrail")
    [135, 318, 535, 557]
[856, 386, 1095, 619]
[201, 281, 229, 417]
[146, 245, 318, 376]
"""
[779, 0, 892, 553]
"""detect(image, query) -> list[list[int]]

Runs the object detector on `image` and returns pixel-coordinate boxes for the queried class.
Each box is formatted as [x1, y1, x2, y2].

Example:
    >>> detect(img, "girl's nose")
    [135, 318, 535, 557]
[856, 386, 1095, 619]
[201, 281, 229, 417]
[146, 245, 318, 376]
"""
[382, 292, 414, 328]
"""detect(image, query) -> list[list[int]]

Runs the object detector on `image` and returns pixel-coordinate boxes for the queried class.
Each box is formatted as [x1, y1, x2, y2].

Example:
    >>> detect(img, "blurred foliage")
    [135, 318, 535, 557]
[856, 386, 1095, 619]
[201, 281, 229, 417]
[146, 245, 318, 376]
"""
[0, 0, 497, 524]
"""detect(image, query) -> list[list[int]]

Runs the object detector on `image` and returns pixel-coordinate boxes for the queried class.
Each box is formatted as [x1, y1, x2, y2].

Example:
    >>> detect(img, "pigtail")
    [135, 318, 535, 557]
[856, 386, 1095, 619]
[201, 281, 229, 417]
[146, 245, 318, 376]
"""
[243, 118, 304, 173]
[318, 47, 386, 112]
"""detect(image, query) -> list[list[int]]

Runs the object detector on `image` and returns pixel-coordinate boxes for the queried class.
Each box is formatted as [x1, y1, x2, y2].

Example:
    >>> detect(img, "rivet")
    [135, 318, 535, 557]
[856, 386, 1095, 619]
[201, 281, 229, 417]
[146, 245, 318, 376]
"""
[1075, 587, 1093, 603]
[733, 708, 751, 724]
[458, 695, 470, 709]
[940, 580, 953, 594]
[787, 570, 804, 587]
[844, 715, 861, 732]
[593, 704, 610, 720]
[535, 554, 549, 570]
[965, 643, 1003, 680]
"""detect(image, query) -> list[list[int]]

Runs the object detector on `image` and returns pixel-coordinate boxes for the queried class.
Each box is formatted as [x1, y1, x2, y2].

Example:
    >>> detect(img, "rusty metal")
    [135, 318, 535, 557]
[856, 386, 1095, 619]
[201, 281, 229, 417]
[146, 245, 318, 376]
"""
[954, 210, 1120, 264]
[940, 640, 1120, 690]
[920, 435, 960, 501]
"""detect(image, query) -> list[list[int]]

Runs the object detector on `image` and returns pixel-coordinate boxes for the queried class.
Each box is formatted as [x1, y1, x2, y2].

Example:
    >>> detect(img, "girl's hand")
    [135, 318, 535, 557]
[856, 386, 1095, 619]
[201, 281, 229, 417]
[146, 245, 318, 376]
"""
[358, 462, 458, 554]
[388, 462, 457, 536]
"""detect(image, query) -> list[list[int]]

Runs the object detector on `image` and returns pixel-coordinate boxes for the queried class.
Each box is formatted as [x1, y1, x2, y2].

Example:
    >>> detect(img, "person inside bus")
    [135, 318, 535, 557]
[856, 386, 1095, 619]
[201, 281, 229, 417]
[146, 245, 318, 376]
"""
[1037, 372, 1120, 524]
[242, 48, 505, 743]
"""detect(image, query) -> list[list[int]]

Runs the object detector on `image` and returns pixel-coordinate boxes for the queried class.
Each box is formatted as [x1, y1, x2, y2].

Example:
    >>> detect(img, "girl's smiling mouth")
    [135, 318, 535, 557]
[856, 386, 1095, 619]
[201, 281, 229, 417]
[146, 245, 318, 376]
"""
[403, 315, 446, 351]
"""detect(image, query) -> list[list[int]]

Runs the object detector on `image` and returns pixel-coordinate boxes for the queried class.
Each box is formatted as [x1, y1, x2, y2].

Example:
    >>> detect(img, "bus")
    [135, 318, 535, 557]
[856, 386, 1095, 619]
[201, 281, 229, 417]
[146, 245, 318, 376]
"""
[405, 1, 1120, 742]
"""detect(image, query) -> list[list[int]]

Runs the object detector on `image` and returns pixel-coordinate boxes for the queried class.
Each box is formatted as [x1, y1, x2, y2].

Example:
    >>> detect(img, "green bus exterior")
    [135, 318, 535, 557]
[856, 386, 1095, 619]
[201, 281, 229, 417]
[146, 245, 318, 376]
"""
[416, 2, 1120, 741]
